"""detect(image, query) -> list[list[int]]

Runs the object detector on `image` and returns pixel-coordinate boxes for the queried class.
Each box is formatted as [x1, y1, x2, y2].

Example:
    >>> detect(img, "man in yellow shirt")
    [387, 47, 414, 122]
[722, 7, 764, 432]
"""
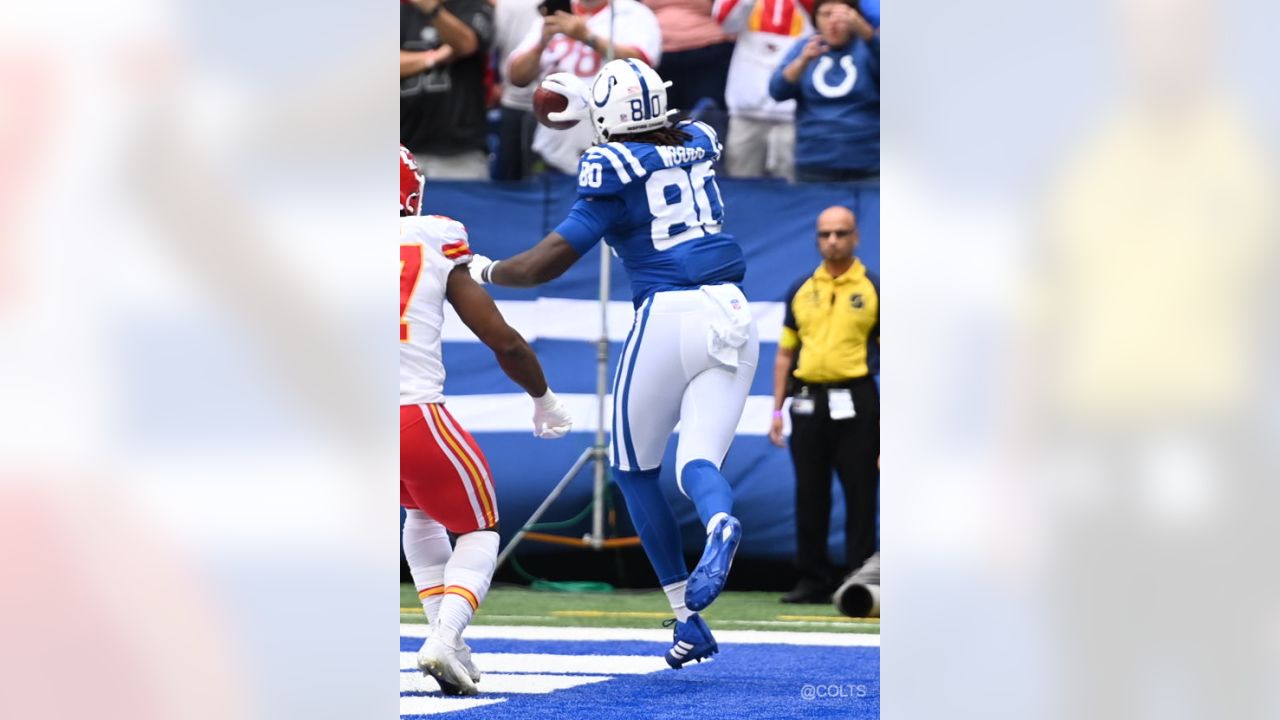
[769, 205, 879, 604]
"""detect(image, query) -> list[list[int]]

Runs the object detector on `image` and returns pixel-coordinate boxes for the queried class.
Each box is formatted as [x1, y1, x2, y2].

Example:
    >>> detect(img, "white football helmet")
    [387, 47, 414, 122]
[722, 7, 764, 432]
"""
[588, 59, 674, 144]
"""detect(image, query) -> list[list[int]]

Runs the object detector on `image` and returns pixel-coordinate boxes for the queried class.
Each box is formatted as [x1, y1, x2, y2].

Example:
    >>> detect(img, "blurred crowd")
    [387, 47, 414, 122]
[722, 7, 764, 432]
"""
[401, 0, 879, 182]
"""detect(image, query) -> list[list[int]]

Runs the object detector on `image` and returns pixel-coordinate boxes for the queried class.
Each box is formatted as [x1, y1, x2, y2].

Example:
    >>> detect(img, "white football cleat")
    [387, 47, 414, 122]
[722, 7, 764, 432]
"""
[456, 640, 482, 684]
[417, 635, 480, 696]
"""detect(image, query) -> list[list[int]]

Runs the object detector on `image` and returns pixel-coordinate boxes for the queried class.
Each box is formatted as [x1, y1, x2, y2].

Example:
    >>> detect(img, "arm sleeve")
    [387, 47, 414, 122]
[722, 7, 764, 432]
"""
[768, 37, 807, 102]
[423, 217, 474, 266]
[554, 197, 627, 255]
[440, 230, 474, 266]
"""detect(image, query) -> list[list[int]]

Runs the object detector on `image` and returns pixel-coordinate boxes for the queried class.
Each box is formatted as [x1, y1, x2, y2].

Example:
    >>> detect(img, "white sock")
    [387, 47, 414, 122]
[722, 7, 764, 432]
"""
[402, 510, 452, 625]
[705, 511, 729, 536]
[437, 530, 499, 644]
[663, 580, 694, 622]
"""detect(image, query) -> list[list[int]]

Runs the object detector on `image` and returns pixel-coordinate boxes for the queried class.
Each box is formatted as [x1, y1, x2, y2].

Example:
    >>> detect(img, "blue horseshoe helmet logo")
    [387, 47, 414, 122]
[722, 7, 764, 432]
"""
[592, 74, 618, 107]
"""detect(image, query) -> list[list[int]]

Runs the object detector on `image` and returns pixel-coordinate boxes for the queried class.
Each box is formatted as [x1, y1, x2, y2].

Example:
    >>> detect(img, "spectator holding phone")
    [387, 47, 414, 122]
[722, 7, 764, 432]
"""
[769, 0, 878, 182]
[505, 0, 662, 174]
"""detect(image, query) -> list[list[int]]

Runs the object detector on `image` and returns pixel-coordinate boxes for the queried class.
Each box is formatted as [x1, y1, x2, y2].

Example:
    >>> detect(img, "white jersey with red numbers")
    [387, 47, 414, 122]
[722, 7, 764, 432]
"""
[713, 0, 813, 122]
[508, 0, 662, 174]
[400, 214, 473, 405]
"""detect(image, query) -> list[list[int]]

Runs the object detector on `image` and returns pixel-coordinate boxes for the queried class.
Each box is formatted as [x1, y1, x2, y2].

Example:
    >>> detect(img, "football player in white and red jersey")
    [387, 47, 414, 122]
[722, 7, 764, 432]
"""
[399, 145, 572, 695]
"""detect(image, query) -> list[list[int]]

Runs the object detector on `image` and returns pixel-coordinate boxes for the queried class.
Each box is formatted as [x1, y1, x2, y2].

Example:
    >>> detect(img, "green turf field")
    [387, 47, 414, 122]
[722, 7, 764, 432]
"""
[401, 584, 879, 634]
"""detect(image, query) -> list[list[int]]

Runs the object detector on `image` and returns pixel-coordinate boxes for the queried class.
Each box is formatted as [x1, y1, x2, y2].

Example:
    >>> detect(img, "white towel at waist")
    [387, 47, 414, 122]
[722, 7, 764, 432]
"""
[700, 283, 752, 368]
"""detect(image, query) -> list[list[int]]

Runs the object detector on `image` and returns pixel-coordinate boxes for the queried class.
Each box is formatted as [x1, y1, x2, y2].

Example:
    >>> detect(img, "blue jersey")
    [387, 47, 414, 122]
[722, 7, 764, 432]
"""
[553, 121, 747, 306]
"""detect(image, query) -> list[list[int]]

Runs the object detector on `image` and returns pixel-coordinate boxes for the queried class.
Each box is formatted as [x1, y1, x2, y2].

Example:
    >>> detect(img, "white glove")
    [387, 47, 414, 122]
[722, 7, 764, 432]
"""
[541, 72, 590, 125]
[531, 388, 573, 439]
[468, 254, 495, 284]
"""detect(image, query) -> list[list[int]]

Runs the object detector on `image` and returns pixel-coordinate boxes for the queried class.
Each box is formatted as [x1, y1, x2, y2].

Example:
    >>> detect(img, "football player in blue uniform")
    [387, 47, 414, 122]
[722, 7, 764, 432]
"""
[469, 59, 759, 669]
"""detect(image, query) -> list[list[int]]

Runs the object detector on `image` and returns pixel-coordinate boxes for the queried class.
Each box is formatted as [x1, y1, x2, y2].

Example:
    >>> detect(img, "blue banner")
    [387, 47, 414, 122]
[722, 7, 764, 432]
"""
[421, 176, 878, 562]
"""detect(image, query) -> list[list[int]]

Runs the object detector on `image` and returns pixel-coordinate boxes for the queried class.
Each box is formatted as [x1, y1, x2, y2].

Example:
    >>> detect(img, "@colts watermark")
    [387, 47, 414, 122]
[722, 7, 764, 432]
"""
[801, 683, 869, 701]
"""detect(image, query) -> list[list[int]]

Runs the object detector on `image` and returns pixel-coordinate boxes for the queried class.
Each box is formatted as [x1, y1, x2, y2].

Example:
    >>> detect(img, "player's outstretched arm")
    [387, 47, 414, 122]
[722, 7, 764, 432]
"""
[445, 266, 574, 438]
[445, 265, 549, 397]
[471, 232, 580, 288]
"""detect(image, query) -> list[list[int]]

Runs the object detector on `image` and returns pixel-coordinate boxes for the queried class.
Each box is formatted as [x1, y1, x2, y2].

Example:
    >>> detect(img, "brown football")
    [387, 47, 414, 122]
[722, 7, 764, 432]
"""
[533, 85, 578, 130]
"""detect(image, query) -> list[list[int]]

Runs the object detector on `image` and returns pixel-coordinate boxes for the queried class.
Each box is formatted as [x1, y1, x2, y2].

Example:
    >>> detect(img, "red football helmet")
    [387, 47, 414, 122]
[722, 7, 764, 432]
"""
[400, 144, 424, 217]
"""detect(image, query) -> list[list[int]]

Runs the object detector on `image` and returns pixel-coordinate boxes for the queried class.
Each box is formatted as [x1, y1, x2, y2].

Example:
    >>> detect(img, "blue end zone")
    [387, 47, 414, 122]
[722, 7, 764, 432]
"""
[401, 635, 879, 720]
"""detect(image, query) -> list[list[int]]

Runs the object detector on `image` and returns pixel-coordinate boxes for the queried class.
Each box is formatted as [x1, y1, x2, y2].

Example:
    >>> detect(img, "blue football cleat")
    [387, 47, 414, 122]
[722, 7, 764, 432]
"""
[685, 515, 742, 611]
[664, 615, 718, 669]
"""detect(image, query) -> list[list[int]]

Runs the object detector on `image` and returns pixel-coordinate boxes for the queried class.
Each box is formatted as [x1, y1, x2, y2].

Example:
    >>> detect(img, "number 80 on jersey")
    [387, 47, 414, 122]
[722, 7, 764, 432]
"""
[579, 162, 604, 189]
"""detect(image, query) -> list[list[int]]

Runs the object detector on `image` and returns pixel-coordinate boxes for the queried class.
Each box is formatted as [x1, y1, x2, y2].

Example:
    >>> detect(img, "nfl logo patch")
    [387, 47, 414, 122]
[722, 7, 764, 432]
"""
[851, 294, 865, 309]
[730, 299, 742, 310]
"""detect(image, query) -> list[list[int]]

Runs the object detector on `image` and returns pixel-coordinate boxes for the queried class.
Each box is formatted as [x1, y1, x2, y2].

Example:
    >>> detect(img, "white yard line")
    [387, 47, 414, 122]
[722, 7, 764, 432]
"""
[402, 672, 612, 694]
[400, 696, 504, 716]
[401, 623, 880, 647]
[716, 619, 878, 629]
[400, 651, 670, 675]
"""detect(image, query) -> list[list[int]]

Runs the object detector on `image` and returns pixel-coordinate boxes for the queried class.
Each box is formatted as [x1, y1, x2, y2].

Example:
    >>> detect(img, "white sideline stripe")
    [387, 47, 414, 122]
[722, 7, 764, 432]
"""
[402, 671, 612, 695]
[401, 623, 880, 647]
[400, 651, 669, 675]
[719, 619, 878, 629]
[399, 696, 504, 716]
[442, 299, 785, 344]
[444, 394, 779, 436]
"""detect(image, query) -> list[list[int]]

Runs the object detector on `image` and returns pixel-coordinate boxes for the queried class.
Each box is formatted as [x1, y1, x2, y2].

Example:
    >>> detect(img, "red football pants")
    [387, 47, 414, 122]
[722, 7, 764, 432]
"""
[400, 403, 498, 533]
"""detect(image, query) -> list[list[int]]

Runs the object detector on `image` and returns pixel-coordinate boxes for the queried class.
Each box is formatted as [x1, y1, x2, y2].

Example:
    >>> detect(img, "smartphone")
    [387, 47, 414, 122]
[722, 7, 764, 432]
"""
[540, 0, 572, 16]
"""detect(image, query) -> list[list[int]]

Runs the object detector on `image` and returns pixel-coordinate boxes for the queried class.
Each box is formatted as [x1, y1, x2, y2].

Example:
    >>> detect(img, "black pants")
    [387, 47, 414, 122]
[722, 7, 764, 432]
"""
[788, 378, 880, 586]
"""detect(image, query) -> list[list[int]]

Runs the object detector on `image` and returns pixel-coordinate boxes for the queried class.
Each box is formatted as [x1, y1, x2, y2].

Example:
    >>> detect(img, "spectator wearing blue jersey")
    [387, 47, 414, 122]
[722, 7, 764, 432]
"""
[769, 0, 878, 182]
[469, 59, 759, 672]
